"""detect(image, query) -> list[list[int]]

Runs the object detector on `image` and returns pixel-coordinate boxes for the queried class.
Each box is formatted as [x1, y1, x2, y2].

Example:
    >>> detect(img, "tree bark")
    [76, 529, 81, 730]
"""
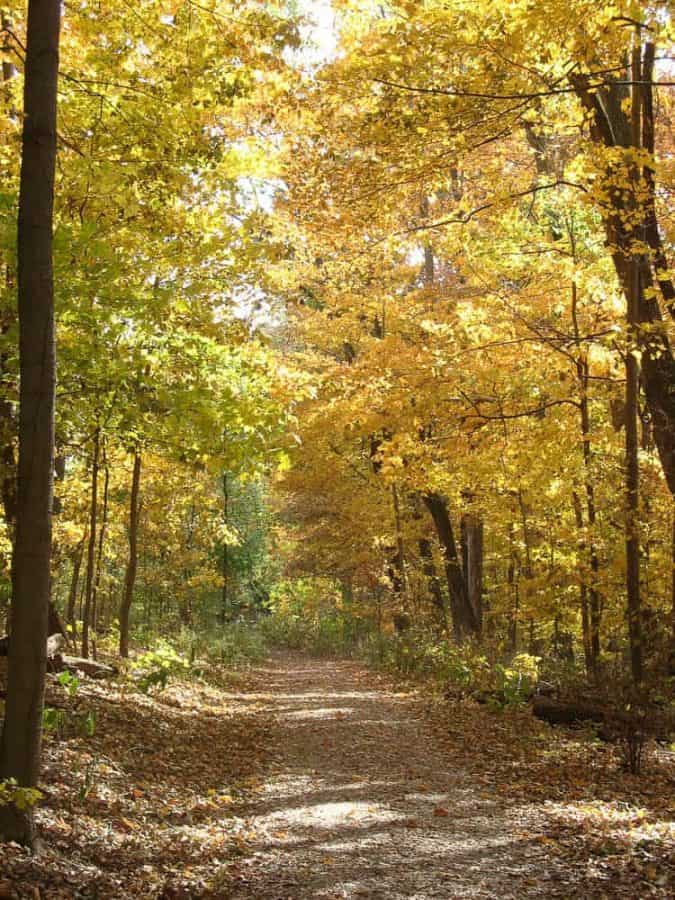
[461, 513, 483, 635]
[119, 450, 141, 658]
[0, 0, 61, 847]
[670, 509, 675, 675]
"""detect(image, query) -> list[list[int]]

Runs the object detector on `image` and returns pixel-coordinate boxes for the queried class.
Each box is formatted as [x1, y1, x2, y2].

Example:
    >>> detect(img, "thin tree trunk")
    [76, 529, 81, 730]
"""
[568, 243, 602, 669]
[517, 490, 537, 652]
[66, 536, 85, 636]
[119, 450, 141, 658]
[221, 472, 228, 625]
[572, 491, 594, 676]
[461, 513, 483, 635]
[81, 427, 100, 659]
[625, 42, 643, 686]
[90, 444, 109, 661]
[1, 12, 16, 84]
[507, 522, 519, 650]
[0, 0, 61, 847]
[391, 483, 408, 599]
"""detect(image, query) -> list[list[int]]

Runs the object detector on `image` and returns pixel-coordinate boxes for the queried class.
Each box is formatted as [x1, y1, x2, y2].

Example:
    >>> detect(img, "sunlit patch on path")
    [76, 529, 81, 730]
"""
[212, 657, 593, 899]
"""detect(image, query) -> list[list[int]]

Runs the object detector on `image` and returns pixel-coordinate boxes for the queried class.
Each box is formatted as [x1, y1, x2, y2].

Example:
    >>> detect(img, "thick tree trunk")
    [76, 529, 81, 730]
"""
[0, 0, 61, 847]
[671, 509, 675, 675]
[81, 427, 100, 659]
[423, 492, 478, 640]
[0, 14, 18, 636]
[119, 450, 141, 658]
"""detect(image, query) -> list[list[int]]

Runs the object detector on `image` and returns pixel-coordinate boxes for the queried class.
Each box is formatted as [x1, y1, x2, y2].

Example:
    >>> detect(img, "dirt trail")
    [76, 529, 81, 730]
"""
[217, 656, 578, 899]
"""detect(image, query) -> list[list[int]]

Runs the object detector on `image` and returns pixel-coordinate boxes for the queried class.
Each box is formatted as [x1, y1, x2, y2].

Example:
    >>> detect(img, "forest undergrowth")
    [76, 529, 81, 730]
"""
[0, 657, 274, 898]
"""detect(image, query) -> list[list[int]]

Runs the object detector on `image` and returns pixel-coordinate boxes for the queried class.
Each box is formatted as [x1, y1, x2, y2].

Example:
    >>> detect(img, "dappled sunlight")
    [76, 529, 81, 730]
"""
[212, 659, 607, 899]
[544, 797, 675, 852]
[2, 654, 672, 897]
[262, 797, 402, 830]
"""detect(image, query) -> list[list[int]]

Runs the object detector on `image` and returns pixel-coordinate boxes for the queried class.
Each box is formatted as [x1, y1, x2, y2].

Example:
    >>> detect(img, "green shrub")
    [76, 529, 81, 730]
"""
[0, 779, 42, 810]
[361, 628, 540, 707]
[56, 670, 80, 698]
[42, 705, 68, 737]
[209, 622, 268, 666]
[133, 640, 189, 692]
[43, 670, 97, 739]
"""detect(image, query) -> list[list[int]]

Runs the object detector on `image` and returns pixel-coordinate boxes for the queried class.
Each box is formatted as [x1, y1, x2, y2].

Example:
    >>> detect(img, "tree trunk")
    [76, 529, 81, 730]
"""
[507, 521, 519, 650]
[571, 47, 675, 497]
[0, 14, 17, 635]
[0, 0, 61, 847]
[461, 513, 483, 635]
[423, 492, 478, 640]
[391, 483, 408, 600]
[81, 427, 100, 659]
[119, 450, 141, 658]
[568, 251, 602, 668]
[221, 471, 228, 625]
[624, 43, 643, 686]
[572, 491, 594, 676]
[670, 508, 675, 675]
[66, 537, 85, 634]
[418, 537, 446, 630]
[90, 446, 109, 660]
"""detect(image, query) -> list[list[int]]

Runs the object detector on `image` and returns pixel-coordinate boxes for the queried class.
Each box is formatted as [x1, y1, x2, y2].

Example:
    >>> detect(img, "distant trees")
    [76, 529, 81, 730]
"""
[274, 0, 675, 684]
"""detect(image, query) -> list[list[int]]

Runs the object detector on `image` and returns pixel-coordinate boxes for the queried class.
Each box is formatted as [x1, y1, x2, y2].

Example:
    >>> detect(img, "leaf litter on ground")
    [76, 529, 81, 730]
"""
[0, 655, 672, 899]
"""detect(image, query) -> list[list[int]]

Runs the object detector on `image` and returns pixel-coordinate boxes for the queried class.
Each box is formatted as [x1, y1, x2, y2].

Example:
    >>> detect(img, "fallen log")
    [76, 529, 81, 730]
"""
[532, 697, 606, 727]
[533, 696, 673, 743]
[1, 606, 70, 657]
[470, 681, 558, 707]
[58, 655, 117, 679]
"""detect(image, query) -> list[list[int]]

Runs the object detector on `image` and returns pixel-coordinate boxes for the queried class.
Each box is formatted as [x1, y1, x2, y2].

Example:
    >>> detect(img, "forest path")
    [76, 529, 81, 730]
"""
[216, 655, 575, 899]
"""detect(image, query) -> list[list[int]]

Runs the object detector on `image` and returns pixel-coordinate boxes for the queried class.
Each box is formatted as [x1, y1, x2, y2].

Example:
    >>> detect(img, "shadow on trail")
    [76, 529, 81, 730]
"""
[211, 657, 587, 900]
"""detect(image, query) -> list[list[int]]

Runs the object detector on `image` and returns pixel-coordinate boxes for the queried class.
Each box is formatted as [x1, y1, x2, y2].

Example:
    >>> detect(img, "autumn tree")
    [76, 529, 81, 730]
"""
[0, 0, 61, 846]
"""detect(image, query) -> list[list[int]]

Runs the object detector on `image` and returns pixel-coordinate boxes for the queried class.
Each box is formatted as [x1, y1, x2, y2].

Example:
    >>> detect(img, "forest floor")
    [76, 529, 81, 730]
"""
[0, 654, 673, 899]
